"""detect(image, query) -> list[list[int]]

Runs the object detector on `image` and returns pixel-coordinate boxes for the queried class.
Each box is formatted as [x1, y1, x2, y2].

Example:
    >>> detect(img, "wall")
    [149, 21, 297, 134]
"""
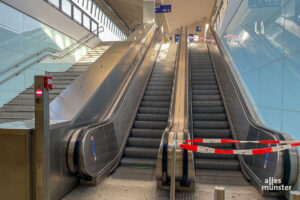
[215, 0, 300, 191]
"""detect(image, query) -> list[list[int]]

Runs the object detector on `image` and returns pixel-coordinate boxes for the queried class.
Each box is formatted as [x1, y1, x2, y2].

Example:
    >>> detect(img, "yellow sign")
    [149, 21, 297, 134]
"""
[164, 37, 169, 43]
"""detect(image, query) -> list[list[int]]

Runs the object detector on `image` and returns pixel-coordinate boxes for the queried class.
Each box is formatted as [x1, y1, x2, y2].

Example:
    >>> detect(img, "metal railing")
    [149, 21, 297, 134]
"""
[0, 26, 104, 86]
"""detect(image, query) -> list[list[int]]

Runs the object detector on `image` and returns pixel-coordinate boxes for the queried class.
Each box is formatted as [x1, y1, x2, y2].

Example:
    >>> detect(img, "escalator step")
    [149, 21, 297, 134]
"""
[143, 96, 170, 101]
[128, 137, 161, 148]
[136, 114, 168, 121]
[141, 101, 170, 108]
[192, 95, 221, 101]
[193, 107, 225, 114]
[193, 100, 223, 107]
[195, 150, 236, 159]
[134, 121, 168, 129]
[144, 91, 171, 96]
[192, 90, 220, 95]
[139, 107, 169, 114]
[148, 81, 172, 86]
[193, 113, 226, 121]
[146, 86, 171, 91]
[195, 158, 240, 170]
[193, 121, 229, 129]
[120, 157, 156, 168]
[192, 81, 217, 85]
[194, 129, 231, 138]
[131, 129, 164, 138]
[124, 147, 158, 159]
[192, 85, 218, 90]
[192, 73, 215, 77]
[192, 76, 216, 81]
[149, 77, 173, 82]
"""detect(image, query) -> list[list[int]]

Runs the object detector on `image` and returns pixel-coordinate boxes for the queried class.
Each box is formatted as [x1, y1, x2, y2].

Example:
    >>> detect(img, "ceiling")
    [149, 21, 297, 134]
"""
[105, 0, 143, 31]
[104, 0, 216, 33]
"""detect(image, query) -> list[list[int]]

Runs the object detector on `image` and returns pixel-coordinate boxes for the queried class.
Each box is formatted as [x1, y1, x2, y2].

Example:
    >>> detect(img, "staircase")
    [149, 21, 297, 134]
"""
[0, 44, 111, 124]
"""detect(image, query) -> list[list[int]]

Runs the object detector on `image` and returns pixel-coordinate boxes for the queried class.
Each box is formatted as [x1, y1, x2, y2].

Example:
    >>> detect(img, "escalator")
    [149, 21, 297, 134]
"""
[120, 44, 177, 169]
[63, 44, 177, 199]
[190, 43, 250, 186]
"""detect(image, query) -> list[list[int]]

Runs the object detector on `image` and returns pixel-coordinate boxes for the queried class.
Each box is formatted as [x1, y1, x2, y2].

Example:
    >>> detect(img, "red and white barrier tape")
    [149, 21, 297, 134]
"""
[179, 139, 300, 155]
[185, 138, 299, 144]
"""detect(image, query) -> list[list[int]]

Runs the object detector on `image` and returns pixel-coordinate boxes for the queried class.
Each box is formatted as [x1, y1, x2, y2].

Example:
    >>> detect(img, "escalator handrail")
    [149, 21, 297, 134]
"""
[209, 27, 297, 187]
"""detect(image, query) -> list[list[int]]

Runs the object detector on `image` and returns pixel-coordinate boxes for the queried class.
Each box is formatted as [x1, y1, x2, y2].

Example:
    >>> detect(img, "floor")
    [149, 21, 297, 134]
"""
[63, 167, 264, 200]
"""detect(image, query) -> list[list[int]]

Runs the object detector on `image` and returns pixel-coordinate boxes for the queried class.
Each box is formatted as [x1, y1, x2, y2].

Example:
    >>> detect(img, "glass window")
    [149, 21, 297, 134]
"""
[61, 0, 72, 16]
[83, 14, 90, 30]
[91, 20, 97, 34]
[49, 0, 60, 8]
[73, 6, 82, 24]
[97, 9, 101, 20]
[87, 0, 92, 12]
[90, 2, 94, 14]
[95, 6, 98, 17]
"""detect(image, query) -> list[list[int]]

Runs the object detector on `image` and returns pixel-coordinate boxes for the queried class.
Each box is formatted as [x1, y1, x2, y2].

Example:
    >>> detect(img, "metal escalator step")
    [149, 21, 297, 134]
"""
[192, 95, 221, 101]
[193, 101, 223, 107]
[149, 77, 173, 82]
[131, 129, 164, 138]
[148, 81, 172, 86]
[124, 147, 158, 159]
[141, 101, 170, 108]
[192, 76, 216, 81]
[134, 121, 167, 129]
[193, 113, 226, 121]
[193, 107, 225, 114]
[192, 69, 214, 73]
[192, 81, 217, 85]
[192, 73, 215, 77]
[196, 169, 249, 186]
[120, 157, 156, 168]
[193, 121, 229, 129]
[192, 85, 218, 90]
[127, 137, 161, 148]
[195, 149, 235, 159]
[139, 107, 169, 114]
[144, 91, 171, 96]
[194, 129, 231, 138]
[136, 114, 168, 121]
[192, 90, 219, 95]
[195, 158, 240, 170]
[146, 85, 171, 91]
[151, 73, 173, 78]
[143, 96, 170, 101]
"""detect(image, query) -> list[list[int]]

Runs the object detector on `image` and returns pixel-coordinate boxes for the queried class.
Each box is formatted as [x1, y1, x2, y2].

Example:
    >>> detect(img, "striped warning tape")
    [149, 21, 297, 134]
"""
[185, 139, 299, 144]
[179, 139, 300, 155]
[180, 143, 300, 155]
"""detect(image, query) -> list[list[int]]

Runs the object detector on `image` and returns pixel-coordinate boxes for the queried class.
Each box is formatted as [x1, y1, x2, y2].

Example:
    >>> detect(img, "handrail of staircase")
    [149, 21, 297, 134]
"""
[0, 26, 104, 86]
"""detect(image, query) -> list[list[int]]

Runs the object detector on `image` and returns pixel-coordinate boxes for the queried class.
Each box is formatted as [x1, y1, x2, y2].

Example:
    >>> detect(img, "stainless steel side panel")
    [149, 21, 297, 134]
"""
[78, 29, 163, 177]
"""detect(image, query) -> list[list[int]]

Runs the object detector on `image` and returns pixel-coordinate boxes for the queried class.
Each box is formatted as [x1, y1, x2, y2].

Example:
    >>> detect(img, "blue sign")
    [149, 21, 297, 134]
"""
[155, 5, 172, 13]
[175, 34, 180, 43]
[248, 0, 281, 8]
[189, 34, 194, 42]
[196, 26, 202, 32]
